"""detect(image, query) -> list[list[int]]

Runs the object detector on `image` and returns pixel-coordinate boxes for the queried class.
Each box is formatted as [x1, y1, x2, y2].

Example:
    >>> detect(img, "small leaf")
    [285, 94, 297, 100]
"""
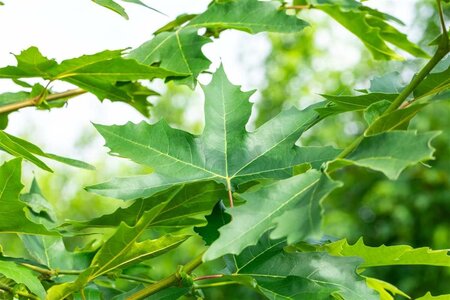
[194, 200, 231, 245]
[324, 238, 450, 268]
[327, 131, 438, 179]
[364, 100, 391, 125]
[0, 260, 46, 299]
[416, 292, 450, 300]
[366, 277, 410, 300]
[0, 159, 56, 235]
[92, 0, 128, 19]
[365, 103, 427, 135]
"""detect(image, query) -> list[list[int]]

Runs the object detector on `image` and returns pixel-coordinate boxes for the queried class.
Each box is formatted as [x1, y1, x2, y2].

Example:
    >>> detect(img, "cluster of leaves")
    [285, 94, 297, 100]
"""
[0, 0, 449, 299]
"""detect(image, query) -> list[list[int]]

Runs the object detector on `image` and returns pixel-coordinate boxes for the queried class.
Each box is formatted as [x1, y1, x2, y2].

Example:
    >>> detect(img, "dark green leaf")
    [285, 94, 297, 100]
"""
[204, 170, 340, 260]
[194, 200, 231, 245]
[88, 67, 338, 201]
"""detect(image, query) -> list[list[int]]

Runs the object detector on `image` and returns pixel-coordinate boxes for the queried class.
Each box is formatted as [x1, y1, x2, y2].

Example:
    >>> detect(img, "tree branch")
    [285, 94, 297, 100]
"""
[126, 251, 205, 300]
[0, 88, 86, 114]
[336, 0, 449, 159]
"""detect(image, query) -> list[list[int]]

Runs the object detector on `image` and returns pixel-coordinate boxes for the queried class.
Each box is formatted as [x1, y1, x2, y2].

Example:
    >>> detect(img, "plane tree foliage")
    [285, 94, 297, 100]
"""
[0, 0, 449, 299]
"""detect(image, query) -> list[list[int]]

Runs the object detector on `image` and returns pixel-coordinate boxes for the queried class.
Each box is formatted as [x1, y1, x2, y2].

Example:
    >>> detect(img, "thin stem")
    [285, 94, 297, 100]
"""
[0, 282, 39, 300]
[226, 177, 234, 208]
[126, 251, 205, 300]
[194, 281, 239, 289]
[0, 88, 86, 114]
[193, 274, 223, 281]
[437, 0, 447, 37]
[283, 5, 312, 10]
[20, 264, 155, 285]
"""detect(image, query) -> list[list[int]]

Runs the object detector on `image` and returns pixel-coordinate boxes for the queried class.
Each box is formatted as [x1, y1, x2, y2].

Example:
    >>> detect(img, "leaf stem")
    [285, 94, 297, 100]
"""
[193, 274, 223, 281]
[0, 88, 86, 114]
[20, 263, 156, 284]
[0, 282, 39, 300]
[226, 177, 234, 208]
[126, 251, 205, 300]
[194, 281, 239, 289]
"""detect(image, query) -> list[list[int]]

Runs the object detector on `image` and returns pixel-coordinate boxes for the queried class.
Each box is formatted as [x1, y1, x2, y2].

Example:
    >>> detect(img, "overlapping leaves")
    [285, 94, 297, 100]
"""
[0, 47, 184, 116]
[88, 66, 339, 201]
[129, 0, 308, 87]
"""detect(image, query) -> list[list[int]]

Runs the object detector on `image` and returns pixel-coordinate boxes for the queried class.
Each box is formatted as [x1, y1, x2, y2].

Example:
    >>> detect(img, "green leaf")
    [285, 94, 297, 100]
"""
[327, 131, 438, 179]
[0, 48, 184, 116]
[82, 181, 226, 229]
[0, 159, 56, 235]
[0, 260, 46, 299]
[188, 0, 308, 34]
[0, 47, 57, 79]
[222, 235, 377, 300]
[92, 0, 128, 19]
[88, 67, 339, 200]
[1, 131, 95, 171]
[303, 0, 427, 60]
[0, 131, 52, 171]
[414, 58, 450, 100]
[204, 170, 340, 261]
[131, 0, 307, 87]
[194, 200, 231, 245]
[20, 179, 94, 271]
[86, 201, 189, 280]
[323, 238, 450, 268]
[365, 103, 427, 135]
[366, 277, 410, 300]
[129, 28, 212, 88]
[416, 292, 450, 300]
[363, 100, 391, 125]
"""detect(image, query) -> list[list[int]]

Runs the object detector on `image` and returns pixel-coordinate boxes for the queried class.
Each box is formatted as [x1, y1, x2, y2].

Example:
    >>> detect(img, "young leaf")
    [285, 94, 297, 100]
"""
[222, 235, 377, 300]
[366, 277, 410, 300]
[0, 159, 56, 235]
[92, 0, 129, 19]
[0, 47, 57, 79]
[324, 238, 450, 268]
[86, 201, 189, 281]
[204, 170, 339, 261]
[88, 67, 339, 201]
[1, 131, 95, 171]
[327, 131, 439, 179]
[0, 260, 46, 299]
[416, 292, 450, 300]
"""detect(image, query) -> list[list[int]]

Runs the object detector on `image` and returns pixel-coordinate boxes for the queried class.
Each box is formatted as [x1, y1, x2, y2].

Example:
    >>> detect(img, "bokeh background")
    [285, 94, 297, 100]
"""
[0, 0, 449, 298]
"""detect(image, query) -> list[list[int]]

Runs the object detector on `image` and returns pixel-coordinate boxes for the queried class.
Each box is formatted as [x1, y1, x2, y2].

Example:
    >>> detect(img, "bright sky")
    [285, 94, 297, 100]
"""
[0, 0, 417, 164]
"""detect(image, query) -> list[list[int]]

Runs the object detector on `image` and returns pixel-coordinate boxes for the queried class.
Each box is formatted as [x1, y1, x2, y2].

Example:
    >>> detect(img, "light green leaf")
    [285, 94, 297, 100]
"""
[82, 181, 226, 228]
[204, 170, 340, 261]
[0, 260, 46, 299]
[416, 292, 450, 300]
[1, 131, 95, 171]
[88, 67, 338, 201]
[302, 0, 427, 60]
[327, 131, 438, 179]
[222, 235, 377, 300]
[129, 28, 212, 88]
[0, 159, 56, 235]
[324, 238, 450, 268]
[363, 100, 391, 125]
[365, 103, 427, 135]
[86, 202, 189, 280]
[414, 58, 450, 100]
[366, 277, 410, 300]
[188, 0, 308, 34]
[92, 0, 128, 19]
[0, 47, 57, 79]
